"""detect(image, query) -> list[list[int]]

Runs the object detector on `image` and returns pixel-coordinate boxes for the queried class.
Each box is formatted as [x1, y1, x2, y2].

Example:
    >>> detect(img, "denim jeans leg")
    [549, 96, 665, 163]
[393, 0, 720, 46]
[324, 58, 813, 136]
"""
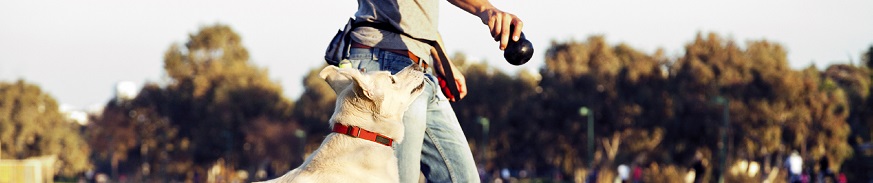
[420, 91, 480, 183]
[395, 76, 434, 183]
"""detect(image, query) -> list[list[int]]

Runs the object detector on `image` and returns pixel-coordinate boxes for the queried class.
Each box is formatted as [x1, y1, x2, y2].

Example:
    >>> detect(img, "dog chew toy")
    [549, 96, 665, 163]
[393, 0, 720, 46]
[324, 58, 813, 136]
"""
[339, 59, 352, 69]
[503, 25, 534, 66]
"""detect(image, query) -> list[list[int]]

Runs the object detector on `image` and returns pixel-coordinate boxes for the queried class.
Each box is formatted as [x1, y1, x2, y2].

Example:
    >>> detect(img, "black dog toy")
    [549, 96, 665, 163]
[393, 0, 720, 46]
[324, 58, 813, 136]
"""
[503, 25, 534, 65]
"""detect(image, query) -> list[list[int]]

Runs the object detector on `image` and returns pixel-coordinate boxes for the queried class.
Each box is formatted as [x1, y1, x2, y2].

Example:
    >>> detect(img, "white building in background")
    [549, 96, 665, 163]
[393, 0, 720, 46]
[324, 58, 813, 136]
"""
[60, 104, 91, 125]
[0, 155, 57, 183]
[58, 102, 107, 126]
[54, 81, 138, 125]
[67, 110, 89, 125]
[115, 81, 139, 103]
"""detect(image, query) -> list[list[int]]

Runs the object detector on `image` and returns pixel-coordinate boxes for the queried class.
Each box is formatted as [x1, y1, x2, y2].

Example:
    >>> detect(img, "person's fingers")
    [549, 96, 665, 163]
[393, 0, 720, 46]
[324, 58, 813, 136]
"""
[488, 13, 498, 39]
[512, 19, 524, 42]
[499, 13, 512, 50]
[457, 80, 467, 100]
[493, 13, 503, 42]
[455, 77, 467, 100]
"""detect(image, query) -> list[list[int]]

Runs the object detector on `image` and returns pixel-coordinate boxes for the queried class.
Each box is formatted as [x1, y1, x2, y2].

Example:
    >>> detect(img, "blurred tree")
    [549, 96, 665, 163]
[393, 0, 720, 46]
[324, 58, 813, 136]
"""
[87, 84, 182, 179]
[77, 25, 870, 181]
[449, 53, 539, 172]
[822, 64, 873, 179]
[161, 24, 295, 179]
[450, 33, 863, 181]
[668, 33, 734, 166]
[540, 37, 612, 174]
[89, 24, 296, 181]
[0, 80, 91, 177]
[286, 64, 368, 180]
[864, 45, 873, 69]
[823, 65, 870, 145]
[667, 33, 856, 181]
[807, 77, 852, 168]
[292, 66, 336, 146]
[531, 36, 671, 177]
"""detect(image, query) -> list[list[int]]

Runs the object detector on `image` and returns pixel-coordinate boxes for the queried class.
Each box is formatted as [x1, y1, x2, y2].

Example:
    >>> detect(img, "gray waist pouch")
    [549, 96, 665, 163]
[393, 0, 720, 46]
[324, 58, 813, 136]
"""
[324, 18, 355, 66]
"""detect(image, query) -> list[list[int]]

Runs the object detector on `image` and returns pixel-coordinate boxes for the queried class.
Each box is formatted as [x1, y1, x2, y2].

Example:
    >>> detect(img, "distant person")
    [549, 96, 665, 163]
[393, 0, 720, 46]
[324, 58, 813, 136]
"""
[478, 165, 488, 182]
[617, 164, 629, 183]
[786, 151, 802, 183]
[817, 157, 837, 183]
[586, 167, 599, 183]
[692, 152, 705, 183]
[803, 167, 812, 183]
[632, 165, 643, 183]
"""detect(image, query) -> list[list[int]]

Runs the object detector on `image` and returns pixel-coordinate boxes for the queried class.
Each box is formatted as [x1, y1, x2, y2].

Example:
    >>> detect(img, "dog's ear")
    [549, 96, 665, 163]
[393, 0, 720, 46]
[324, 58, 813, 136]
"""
[319, 65, 376, 98]
[320, 65, 353, 94]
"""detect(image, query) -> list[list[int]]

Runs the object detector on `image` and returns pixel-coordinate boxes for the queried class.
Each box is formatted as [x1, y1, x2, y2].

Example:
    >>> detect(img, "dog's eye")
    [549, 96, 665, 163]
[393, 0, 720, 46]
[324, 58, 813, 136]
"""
[390, 76, 396, 84]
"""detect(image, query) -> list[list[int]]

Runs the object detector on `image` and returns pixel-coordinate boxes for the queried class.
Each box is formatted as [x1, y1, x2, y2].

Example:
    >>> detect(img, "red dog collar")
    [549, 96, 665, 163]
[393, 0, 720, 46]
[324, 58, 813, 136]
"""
[332, 123, 394, 147]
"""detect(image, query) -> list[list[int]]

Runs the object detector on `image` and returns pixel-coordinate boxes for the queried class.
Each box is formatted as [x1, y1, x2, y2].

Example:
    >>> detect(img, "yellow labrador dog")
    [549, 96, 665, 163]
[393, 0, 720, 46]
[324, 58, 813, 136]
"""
[259, 65, 425, 183]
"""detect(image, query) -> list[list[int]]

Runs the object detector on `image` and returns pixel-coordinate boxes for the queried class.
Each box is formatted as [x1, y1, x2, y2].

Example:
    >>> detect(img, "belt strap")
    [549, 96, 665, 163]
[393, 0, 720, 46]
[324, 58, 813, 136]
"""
[351, 42, 420, 64]
[332, 123, 394, 147]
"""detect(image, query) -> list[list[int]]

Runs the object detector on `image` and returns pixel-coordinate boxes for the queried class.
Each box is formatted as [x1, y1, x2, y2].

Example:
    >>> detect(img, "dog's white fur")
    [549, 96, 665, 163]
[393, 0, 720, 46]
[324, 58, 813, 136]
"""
[258, 65, 425, 183]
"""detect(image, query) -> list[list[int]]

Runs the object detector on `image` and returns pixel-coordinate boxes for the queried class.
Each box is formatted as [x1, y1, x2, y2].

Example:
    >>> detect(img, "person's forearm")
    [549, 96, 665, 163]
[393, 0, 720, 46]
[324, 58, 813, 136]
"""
[447, 0, 523, 50]
[447, 0, 494, 21]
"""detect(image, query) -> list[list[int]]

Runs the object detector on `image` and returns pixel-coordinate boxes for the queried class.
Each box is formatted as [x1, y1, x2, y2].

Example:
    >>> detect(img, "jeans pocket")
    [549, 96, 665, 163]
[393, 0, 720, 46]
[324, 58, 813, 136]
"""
[348, 51, 379, 72]
[378, 53, 413, 74]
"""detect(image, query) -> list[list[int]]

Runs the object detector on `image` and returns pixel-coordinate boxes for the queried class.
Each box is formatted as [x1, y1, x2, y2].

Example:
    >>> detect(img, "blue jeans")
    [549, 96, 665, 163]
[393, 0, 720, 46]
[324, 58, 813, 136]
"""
[348, 48, 480, 183]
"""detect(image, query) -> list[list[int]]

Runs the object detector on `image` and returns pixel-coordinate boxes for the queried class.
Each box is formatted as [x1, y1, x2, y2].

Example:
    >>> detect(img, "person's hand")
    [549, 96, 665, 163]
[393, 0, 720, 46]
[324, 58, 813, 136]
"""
[478, 8, 523, 51]
[450, 65, 467, 102]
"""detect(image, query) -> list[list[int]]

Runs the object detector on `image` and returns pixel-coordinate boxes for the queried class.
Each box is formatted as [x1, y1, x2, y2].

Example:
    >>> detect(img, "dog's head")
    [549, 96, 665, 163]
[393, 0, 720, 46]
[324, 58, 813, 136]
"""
[319, 65, 426, 143]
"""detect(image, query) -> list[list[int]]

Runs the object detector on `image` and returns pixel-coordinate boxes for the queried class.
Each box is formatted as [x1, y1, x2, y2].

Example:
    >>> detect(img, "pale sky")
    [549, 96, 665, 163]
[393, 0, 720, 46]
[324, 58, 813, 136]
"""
[2, 0, 872, 109]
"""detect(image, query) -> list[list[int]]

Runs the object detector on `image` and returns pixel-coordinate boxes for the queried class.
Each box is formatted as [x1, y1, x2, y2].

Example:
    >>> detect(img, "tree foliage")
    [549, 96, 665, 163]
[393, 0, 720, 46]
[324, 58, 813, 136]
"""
[73, 24, 872, 181]
[292, 66, 336, 146]
[0, 80, 91, 177]
[87, 24, 296, 181]
[450, 33, 868, 181]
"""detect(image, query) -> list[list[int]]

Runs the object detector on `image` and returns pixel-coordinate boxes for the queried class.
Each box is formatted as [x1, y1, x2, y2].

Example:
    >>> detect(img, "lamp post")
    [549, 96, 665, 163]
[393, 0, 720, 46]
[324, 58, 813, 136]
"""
[478, 117, 490, 162]
[295, 129, 307, 165]
[579, 107, 593, 168]
[712, 96, 729, 183]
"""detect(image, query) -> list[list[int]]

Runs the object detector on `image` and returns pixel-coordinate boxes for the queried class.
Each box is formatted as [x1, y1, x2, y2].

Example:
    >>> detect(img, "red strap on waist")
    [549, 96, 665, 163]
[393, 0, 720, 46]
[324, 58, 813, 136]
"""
[332, 123, 394, 147]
